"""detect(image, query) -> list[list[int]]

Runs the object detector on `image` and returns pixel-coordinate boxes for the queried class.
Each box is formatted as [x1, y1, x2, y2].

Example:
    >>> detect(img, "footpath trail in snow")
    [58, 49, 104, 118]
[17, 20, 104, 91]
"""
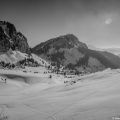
[0, 68, 120, 120]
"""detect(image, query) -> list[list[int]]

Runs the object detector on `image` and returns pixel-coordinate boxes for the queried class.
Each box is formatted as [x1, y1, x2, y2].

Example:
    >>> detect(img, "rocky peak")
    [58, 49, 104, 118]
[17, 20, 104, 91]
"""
[0, 21, 16, 38]
[0, 21, 30, 53]
[58, 34, 88, 48]
[32, 34, 88, 55]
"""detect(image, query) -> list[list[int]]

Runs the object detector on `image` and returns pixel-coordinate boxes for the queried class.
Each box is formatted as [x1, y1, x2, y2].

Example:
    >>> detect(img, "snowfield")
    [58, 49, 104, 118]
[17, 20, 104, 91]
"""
[0, 68, 120, 120]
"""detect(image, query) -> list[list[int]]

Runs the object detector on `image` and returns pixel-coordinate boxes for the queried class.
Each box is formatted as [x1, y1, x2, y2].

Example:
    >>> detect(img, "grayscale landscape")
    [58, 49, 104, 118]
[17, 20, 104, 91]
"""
[0, 0, 120, 120]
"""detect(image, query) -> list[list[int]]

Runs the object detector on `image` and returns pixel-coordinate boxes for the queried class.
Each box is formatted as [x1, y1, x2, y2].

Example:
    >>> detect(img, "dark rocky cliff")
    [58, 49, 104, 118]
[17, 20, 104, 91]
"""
[0, 21, 30, 53]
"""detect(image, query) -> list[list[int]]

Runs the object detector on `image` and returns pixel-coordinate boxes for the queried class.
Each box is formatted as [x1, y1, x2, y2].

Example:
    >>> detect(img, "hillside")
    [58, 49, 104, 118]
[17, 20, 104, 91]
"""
[32, 34, 120, 73]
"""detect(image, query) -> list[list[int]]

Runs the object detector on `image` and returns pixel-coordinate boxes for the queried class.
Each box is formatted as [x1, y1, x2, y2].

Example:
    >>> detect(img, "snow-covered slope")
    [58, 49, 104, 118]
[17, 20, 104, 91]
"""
[0, 69, 120, 120]
[0, 50, 28, 63]
[0, 50, 50, 68]
[31, 53, 50, 67]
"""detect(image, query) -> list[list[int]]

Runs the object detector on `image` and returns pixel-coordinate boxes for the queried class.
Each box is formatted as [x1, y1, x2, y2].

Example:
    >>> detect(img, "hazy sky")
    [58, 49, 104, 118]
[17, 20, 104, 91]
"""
[1, 0, 120, 48]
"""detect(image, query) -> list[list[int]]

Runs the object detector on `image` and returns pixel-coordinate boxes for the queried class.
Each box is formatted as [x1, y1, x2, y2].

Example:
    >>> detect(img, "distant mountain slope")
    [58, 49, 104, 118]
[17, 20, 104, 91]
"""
[32, 34, 120, 73]
[103, 48, 120, 55]
[98, 51, 120, 68]
[87, 44, 103, 51]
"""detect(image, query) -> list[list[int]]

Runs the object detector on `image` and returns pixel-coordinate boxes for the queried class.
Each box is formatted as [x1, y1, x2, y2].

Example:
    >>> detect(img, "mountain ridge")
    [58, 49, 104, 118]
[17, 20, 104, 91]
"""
[0, 21, 30, 53]
[0, 20, 120, 73]
[32, 34, 120, 73]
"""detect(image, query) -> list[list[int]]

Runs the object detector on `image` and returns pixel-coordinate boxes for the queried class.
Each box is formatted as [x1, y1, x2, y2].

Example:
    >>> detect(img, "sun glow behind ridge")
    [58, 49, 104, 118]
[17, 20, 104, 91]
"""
[105, 18, 112, 25]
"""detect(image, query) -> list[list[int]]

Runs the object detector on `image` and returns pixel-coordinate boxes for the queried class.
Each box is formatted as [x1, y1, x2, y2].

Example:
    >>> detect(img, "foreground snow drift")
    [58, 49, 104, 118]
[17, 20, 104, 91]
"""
[0, 68, 120, 120]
